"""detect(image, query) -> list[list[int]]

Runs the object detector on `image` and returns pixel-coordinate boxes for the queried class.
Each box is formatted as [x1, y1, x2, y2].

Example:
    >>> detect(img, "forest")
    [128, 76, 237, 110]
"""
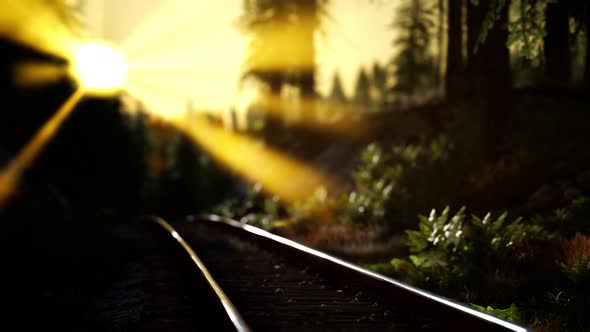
[0, 0, 589, 330]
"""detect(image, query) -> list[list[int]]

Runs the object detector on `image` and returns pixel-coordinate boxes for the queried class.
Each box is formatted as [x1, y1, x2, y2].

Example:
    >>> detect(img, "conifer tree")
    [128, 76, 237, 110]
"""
[390, 0, 437, 96]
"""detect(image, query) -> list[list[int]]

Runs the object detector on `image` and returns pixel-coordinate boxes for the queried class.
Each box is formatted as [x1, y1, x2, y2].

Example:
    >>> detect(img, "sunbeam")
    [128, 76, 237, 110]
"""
[0, 0, 78, 61]
[115, 0, 349, 205]
[0, 89, 84, 207]
[121, 0, 228, 58]
[0, 0, 354, 210]
[12, 61, 68, 88]
[180, 114, 338, 204]
[122, 84, 338, 205]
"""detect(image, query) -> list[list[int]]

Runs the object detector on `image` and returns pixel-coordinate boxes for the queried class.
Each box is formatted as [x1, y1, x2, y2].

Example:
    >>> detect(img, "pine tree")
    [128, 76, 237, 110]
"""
[390, 0, 437, 96]
[238, 0, 328, 97]
[371, 62, 389, 110]
[329, 72, 346, 103]
[238, 0, 290, 94]
[353, 68, 371, 108]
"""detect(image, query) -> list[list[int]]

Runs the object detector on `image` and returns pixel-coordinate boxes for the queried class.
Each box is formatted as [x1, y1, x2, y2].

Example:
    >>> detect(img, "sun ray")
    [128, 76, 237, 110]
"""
[12, 61, 68, 88]
[0, 0, 78, 61]
[0, 89, 84, 207]
[0, 0, 352, 212]
[121, 0, 227, 58]
[179, 114, 338, 204]
[124, 82, 338, 205]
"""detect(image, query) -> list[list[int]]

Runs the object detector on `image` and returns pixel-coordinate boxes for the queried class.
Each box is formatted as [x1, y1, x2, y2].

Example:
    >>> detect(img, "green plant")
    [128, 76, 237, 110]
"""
[471, 303, 523, 324]
[336, 135, 455, 228]
[555, 233, 590, 330]
[393, 206, 556, 302]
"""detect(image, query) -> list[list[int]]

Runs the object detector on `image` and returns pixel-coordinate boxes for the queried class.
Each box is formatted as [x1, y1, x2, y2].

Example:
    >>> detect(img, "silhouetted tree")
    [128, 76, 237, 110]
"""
[239, 0, 328, 99]
[353, 68, 371, 108]
[391, 0, 437, 96]
[467, 0, 512, 161]
[125, 110, 156, 205]
[371, 62, 389, 110]
[290, 0, 327, 103]
[329, 72, 346, 103]
[238, 0, 290, 94]
[158, 131, 202, 216]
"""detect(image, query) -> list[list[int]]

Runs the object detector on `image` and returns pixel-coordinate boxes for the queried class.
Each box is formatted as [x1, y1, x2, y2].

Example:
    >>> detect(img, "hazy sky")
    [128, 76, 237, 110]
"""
[84, 0, 395, 111]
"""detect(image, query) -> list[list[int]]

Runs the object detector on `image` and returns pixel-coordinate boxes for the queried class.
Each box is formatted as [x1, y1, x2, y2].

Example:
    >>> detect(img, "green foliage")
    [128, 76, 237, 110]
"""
[471, 303, 524, 323]
[572, 196, 590, 209]
[213, 183, 287, 228]
[471, 0, 558, 61]
[507, 0, 549, 59]
[562, 254, 590, 282]
[555, 250, 590, 330]
[382, 204, 590, 329]
[367, 262, 396, 274]
[336, 135, 454, 228]
[394, 206, 556, 297]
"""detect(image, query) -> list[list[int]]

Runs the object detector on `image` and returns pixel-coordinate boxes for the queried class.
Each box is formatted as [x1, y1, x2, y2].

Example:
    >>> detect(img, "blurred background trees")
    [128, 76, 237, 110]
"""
[2, 0, 590, 329]
[390, 0, 437, 97]
[238, 0, 328, 107]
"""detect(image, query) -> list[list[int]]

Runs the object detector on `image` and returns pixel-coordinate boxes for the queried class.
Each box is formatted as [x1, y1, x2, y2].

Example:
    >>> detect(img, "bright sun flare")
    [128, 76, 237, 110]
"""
[72, 42, 127, 94]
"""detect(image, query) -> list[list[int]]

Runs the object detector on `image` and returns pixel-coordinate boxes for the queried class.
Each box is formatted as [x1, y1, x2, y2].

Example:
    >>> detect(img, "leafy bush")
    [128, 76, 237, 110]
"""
[334, 135, 456, 228]
[553, 233, 590, 330]
[392, 206, 557, 306]
[383, 206, 590, 329]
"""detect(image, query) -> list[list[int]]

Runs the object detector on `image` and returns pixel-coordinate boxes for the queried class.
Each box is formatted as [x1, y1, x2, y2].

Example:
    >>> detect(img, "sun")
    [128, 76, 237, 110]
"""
[71, 41, 127, 95]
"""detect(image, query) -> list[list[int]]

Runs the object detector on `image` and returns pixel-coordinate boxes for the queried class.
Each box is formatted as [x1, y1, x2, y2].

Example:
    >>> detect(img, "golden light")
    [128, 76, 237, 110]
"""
[0, 0, 355, 212]
[0, 89, 84, 207]
[13, 62, 67, 88]
[72, 42, 127, 95]
[0, 0, 77, 61]
[178, 114, 338, 204]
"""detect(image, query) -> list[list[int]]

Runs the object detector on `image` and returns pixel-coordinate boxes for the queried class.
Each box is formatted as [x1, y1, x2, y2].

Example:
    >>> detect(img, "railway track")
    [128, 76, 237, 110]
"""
[144, 214, 530, 332]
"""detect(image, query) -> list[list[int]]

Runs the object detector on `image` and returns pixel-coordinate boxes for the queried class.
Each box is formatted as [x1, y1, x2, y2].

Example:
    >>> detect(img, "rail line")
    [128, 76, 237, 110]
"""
[145, 214, 530, 331]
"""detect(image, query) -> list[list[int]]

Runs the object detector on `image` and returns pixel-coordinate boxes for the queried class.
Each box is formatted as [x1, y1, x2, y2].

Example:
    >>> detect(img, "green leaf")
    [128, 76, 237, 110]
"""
[470, 303, 523, 323]
[406, 230, 428, 253]
[367, 263, 395, 274]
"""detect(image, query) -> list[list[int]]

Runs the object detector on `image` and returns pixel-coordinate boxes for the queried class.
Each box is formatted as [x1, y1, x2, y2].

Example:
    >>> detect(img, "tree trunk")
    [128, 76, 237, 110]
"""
[445, 0, 464, 101]
[545, 0, 571, 82]
[467, 0, 512, 162]
[437, 0, 444, 88]
[585, 9, 590, 86]
[297, 0, 318, 117]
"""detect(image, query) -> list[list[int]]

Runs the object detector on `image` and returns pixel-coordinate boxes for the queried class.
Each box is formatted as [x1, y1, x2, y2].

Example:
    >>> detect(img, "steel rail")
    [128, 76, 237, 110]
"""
[190, 214, 531, 332]
[146, 215, 251, 332]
